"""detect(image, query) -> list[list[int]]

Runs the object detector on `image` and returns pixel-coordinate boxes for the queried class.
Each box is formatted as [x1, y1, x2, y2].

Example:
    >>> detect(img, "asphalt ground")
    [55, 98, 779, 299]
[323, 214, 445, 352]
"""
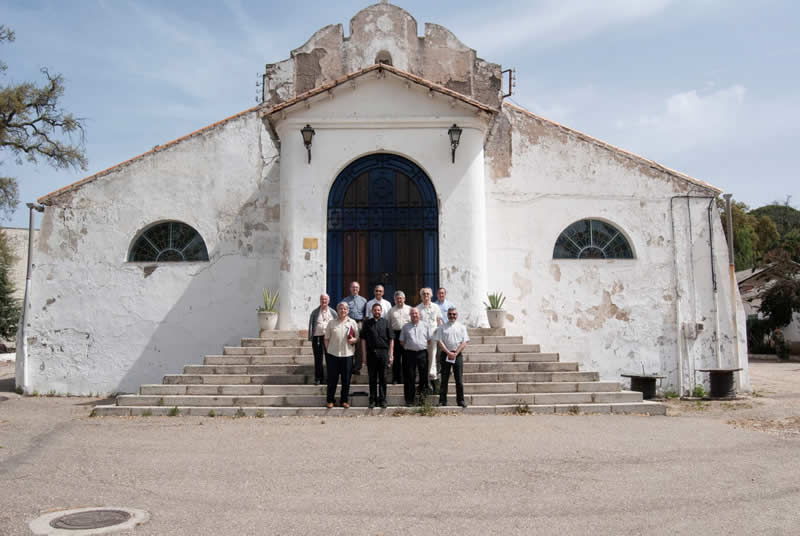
[1, 361, 798, 535]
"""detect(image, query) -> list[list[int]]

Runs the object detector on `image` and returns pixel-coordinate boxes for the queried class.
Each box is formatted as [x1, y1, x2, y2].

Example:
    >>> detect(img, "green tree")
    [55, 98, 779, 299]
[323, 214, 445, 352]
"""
[0, 229, 20, 340]
[758, 254, 800, 329]
[0, 25, 87, 218]
[721, 199, 757, 270]
[750, 201, 800, 238]
[753, 214, 779, 264]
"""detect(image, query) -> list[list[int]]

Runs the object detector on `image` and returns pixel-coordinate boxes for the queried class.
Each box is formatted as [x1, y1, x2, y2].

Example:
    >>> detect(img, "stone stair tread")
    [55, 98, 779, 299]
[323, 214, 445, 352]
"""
[93, 400, 666, 417]
[116, 390, 640, 408]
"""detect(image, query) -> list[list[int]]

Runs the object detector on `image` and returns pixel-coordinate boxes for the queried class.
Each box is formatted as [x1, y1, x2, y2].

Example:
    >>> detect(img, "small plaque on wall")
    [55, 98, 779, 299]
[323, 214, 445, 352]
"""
[303, 238, 319, 250]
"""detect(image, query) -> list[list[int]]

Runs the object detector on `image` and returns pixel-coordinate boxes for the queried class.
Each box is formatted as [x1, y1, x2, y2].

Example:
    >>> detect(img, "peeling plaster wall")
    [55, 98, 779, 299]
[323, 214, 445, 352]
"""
[486, 106, 749, 393]
[21, 111, 281, 394]
[272, 73, 491, 329]
[264, 3, 501, 108]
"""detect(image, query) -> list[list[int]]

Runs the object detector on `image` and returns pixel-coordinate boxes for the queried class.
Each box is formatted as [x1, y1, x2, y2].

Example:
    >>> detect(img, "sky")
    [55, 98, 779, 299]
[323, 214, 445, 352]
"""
[0, 0, 797, 228]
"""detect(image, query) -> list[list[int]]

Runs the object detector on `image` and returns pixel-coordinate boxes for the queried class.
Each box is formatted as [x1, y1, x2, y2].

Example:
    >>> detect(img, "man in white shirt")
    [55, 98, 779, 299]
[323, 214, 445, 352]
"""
[388, 290, 413, 384]
[365, 285, 392, 319]
[435, 307, 470, 408]
[399, 308, 433, 406]
[416, 287, 443, 394]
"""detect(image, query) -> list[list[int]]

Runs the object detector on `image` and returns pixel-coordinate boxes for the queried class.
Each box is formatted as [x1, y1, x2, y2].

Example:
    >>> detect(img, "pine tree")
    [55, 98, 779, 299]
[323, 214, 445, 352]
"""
[0, 230, 20, 341]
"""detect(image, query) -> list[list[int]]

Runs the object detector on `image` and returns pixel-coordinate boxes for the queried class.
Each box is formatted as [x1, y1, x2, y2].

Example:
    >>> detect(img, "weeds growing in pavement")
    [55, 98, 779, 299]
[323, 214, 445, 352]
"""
[414, 398, 438, 417]
[168, 406, 180, 417]
[514, 402, 531, 415]
[207, 409, 216, 417]
[664, 390, 678, 399]
[255, 409, 265, 418]
[692, 385, 706, 398]
[142, 409, 153, 417]
[234, 407, 246, 418]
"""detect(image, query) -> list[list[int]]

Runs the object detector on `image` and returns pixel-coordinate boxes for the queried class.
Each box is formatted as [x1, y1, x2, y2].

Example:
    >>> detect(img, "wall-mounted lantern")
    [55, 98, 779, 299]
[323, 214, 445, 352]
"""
[448, 123, 462, 164]
[301, 124, 315, 164]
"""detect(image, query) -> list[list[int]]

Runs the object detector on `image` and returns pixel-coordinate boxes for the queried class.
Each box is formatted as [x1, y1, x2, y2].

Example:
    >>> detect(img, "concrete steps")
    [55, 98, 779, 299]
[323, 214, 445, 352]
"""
[95, 326, 666, 416]
[138, 381, 623, 396]
[94, 401, 666, 417]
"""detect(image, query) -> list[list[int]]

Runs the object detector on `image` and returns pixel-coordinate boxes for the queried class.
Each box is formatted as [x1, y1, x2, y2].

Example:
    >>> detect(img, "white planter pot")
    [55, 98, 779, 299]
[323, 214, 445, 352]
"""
[258, 311, 279, 331]
[486, 309, 506, 329]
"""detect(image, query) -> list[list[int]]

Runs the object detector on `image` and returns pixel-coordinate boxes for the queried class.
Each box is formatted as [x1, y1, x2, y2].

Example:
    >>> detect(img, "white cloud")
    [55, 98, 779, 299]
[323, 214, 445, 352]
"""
[458, 0, 675, 54]
[614, 84, 747, 156]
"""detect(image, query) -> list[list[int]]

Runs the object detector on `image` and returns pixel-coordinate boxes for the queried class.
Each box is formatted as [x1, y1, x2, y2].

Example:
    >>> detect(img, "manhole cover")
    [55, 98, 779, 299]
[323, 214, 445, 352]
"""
[30, 507, 150, 535]
[50, 509, 131, 530]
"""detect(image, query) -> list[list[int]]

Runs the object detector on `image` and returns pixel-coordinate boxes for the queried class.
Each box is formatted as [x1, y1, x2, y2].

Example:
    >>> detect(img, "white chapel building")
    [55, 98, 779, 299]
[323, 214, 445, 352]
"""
[17, 3, 748, 396]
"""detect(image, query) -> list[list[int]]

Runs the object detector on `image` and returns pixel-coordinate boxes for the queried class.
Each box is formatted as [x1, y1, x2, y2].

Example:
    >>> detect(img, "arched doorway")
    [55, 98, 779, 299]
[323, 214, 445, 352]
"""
[327, 154, 438, 307]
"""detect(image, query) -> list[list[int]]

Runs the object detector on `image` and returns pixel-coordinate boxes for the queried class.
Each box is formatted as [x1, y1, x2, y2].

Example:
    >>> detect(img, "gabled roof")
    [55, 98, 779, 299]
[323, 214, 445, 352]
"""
[39, 64, 720, 203]
[262, 63, 497, 118]
[38, 64, 495, 204]
[503, 101, 722, 194]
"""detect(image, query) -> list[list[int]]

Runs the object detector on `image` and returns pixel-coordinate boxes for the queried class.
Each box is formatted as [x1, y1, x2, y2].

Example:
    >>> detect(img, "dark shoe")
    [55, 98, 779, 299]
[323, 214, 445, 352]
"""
[459, 401, 468, 408]
[368, 402, 375, 409]
[381, 401, 388, 409]
[439, 400, 447, 407]
[314, 380, 320, 386]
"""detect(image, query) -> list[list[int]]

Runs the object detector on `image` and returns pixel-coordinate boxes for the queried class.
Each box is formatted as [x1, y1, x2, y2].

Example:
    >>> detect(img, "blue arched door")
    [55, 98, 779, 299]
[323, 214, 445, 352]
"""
[327, 154, 438, 307]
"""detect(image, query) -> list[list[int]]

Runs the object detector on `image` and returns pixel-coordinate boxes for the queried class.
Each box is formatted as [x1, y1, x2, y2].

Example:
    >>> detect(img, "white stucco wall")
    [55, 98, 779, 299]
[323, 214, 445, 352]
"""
[19, 110, 281, 395]
[486, 105, 748, 394]
[271, 72, 492, 329]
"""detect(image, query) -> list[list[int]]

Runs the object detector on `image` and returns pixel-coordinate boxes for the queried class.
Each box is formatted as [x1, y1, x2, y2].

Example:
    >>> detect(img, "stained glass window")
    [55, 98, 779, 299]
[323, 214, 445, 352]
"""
[128, 221, 209, 262]
[553, 219, 633, 259]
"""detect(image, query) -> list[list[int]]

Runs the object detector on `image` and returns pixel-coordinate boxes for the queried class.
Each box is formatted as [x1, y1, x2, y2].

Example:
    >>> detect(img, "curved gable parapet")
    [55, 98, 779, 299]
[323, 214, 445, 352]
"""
[262, 2, 502, 108]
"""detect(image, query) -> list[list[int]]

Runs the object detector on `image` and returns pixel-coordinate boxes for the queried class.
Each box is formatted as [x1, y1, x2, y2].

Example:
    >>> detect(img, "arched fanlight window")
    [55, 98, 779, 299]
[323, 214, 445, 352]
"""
[553, 219, 634, 259]
[128, 221, 209, 262]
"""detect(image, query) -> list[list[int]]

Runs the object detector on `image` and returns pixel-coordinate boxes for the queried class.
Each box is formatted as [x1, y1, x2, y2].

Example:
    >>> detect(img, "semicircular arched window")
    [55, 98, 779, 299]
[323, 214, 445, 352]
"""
[128, 221, 209, 262]
[553, 219, 634, 259]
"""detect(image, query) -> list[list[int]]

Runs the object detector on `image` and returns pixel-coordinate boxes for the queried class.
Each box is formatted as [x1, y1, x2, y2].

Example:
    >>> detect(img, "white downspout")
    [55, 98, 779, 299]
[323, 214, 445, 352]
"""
[16, 202, 44, 393]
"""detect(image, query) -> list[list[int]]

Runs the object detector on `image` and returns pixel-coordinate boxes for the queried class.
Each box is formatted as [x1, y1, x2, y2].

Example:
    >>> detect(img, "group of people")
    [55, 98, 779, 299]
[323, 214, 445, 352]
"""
[307, 283, 469, 409]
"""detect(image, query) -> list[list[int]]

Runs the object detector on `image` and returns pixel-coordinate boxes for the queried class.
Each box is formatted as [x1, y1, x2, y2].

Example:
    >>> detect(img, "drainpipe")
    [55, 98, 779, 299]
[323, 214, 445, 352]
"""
[723, 193, 742, 387]
[17, 202, 44, 393]
[670, 195, 716, 395]
[707, 198, 722, 369]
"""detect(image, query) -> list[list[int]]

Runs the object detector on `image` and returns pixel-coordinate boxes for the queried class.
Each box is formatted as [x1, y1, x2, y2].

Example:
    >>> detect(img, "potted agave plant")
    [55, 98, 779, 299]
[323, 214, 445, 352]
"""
[257, 288, 279, 331]
[484, 291, 506, 329]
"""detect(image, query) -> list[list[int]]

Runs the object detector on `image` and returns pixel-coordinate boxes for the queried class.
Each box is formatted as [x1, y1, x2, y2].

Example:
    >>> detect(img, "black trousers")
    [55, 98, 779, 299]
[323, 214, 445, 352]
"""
[392, 330, 403, 383]
[366, 349, 389, 404]
[439, 351, 464, 406]
[311, 336, 326, 383]
[326, 353, 353, 405]
[403, 349, 429, 404]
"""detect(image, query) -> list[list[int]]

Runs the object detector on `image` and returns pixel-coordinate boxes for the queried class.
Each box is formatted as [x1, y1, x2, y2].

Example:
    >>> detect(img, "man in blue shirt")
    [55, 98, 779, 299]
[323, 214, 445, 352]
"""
[434, 287, 455, 319]
[342, 281, 367, 373]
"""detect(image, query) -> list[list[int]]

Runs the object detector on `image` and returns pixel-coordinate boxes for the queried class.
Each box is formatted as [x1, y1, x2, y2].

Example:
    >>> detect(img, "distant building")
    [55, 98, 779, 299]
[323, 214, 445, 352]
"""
[737, 263, 800, 354]
[18, 3, 747, 395]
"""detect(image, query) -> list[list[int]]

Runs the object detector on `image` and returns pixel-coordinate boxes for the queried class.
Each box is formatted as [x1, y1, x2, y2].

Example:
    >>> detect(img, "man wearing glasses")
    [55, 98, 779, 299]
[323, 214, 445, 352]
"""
[435, 307, 470, 408]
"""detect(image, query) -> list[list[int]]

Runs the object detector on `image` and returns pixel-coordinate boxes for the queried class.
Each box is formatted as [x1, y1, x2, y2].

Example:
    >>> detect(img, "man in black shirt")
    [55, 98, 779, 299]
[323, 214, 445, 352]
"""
[361, 303, 394, 408]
